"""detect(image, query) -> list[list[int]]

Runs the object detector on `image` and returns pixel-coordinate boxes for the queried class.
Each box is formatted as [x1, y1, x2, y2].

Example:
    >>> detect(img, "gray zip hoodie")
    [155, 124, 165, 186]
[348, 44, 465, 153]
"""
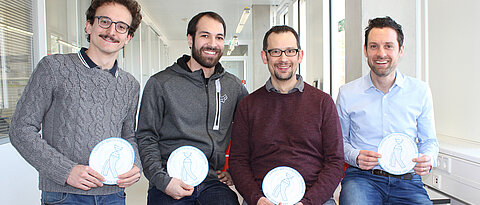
[136, 55, 248, 192]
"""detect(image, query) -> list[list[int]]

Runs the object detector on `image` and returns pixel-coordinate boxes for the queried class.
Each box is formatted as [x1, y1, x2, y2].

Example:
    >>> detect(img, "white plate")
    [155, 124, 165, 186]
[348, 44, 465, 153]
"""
[89, 137, 135, 185]
[378, 133, 418, 175]
[262, 166, 306, 205]
[167, 146, 209, 186]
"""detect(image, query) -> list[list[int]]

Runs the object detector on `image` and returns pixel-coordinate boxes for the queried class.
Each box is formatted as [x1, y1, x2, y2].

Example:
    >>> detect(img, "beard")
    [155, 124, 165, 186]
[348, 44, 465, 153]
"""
[274, 69, 294, 81]
[191, 40, 223, 68]
[272, 62, 294, 81]
[368, 58, 396, 77]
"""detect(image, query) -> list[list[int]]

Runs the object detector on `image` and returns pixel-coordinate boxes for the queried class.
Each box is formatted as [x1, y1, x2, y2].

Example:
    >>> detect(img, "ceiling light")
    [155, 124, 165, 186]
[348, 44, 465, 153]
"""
[235, 7, 250, 34]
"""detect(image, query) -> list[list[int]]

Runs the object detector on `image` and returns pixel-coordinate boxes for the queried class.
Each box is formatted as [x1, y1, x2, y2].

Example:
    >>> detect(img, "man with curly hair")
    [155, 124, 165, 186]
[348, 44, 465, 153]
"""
[9, 0, 143, 204]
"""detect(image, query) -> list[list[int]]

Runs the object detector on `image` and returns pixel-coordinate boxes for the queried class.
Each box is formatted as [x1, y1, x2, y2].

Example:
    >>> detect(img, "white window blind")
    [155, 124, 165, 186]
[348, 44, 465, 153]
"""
[0, 0, 33, 139]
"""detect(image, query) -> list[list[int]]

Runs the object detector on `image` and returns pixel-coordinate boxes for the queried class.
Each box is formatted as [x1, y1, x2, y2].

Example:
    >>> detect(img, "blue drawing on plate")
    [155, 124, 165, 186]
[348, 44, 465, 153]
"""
[389, 138, 406, 169]
[272, 173, 294, 201]
[102, 144, 122, 177]
[181, 152, 197, 182]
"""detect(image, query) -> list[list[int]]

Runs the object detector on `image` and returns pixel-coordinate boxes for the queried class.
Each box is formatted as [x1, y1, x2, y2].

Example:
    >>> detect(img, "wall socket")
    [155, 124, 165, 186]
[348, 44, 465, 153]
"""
[432, 174, 442, 189]
[437, 155, 452, 173]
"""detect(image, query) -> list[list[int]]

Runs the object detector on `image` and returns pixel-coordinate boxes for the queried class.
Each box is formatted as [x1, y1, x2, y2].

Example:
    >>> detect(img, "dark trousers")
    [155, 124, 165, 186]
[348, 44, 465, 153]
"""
[147, 180, 239, 205]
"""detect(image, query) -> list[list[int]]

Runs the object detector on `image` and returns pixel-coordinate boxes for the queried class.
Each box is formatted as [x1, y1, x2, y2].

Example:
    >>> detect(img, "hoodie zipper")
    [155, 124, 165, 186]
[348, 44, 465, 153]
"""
[205, 82, 215, 160]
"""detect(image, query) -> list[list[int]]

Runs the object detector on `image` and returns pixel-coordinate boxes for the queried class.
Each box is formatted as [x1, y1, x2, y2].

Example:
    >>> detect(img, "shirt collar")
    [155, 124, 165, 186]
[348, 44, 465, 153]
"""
[266, 74, 304, 94]
[394, 71, 405, 88]
[78, 47, 118, 77]
[363, 70, 405, 92]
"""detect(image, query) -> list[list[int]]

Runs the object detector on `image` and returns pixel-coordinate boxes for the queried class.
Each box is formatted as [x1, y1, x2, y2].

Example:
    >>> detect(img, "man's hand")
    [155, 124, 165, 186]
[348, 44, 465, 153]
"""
[216, 170, 234, 186]
[165, 178, 194, 200]
[413, 153, 432, 176]
[357, 150, 382, 170]
[66, 165, 104, 190]
[257, 197, 275, 205]
[117, 165, 141, 188]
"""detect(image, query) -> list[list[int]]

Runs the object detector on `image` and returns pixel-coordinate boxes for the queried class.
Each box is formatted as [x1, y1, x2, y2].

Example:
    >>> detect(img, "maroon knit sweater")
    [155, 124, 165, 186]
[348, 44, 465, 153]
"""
[230, 83, 344, 205]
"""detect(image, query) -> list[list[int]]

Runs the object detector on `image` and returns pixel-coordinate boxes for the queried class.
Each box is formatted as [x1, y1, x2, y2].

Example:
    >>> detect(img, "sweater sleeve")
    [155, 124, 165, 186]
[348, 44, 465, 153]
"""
[9, 56, 77, 186]
[301, 96, 344, 205]
[229, 99, 264, 205]
[121, 79, 142, 171]
[135, 77, 171, 192]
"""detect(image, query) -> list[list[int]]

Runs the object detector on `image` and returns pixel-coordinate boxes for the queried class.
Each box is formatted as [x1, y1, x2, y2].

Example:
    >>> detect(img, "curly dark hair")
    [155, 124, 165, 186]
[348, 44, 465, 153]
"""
[263, 25, 300, 51]
[85, 0, 142, 42]
[364, 16, 404, 49]
[187, 11, 226, 38]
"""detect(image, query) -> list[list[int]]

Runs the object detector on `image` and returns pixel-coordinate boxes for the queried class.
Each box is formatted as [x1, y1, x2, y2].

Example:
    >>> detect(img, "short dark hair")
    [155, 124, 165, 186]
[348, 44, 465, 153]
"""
[263, 25, 301, 51]
[364, 16, 404, 49]
[187, 11, 226, 38]
[85, 0, 142, 42]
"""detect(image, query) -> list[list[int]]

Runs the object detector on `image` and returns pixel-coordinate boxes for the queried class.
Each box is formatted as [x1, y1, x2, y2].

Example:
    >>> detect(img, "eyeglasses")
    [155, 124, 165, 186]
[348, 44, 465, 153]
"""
[266, 48, 299, 57]
[94, 16, 130, 34]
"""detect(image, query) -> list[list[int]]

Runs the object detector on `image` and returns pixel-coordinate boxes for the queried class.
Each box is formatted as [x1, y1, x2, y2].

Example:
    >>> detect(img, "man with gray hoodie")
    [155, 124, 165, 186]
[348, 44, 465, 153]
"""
[136, 11, 248, 205]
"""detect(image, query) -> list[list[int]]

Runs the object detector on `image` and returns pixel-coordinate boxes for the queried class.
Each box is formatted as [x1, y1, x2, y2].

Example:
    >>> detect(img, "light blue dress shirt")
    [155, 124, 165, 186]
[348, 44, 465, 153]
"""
[336, 71, 439, 170]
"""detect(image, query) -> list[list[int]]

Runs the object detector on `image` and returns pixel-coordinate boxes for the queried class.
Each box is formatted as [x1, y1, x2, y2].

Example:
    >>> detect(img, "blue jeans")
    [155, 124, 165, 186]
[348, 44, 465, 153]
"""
[147, 180, 239, 205]
[339, 167, 432, 205]
[41, 191, 125, 205]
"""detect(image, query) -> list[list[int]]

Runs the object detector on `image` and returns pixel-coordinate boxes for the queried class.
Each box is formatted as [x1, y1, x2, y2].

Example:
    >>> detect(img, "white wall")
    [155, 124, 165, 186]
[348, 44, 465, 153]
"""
[428, 0, 480, 144]
[0, 143, 40, 205]
[362, 0, 418, 77]
[167, 40, 190, 67]
[423, 1, 480, 202]
[305, 0, 327, 89]
[344, 0, 363, 83]
[251, 4, 272, 91]
[345, 0, 419, 82]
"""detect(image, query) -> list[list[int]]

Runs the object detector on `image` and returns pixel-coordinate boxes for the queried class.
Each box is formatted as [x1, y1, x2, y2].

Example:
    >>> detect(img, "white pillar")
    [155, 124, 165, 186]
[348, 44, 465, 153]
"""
[251, 5, 272, 90]
[345, 0, 420, 82]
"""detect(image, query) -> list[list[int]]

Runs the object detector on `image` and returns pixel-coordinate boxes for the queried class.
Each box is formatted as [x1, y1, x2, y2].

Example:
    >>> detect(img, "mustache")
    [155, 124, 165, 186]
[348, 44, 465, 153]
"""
[99, 34, 120, 43]
[274, 62, 292, 67]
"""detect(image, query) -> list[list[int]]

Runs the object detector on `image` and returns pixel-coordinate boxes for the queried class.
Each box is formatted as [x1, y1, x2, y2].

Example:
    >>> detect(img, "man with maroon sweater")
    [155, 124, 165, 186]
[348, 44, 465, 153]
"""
[229, 25, 344, 205]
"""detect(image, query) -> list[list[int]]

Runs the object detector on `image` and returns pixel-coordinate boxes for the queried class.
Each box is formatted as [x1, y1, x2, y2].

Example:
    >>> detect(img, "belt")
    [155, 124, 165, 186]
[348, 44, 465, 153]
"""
[371, 169, 413, 180]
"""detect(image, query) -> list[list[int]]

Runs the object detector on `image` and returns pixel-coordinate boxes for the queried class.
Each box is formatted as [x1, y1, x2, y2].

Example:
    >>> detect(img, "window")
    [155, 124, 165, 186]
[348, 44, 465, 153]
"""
[124, 21, 166, 91]
[331, 0, 346, 100]
[0, 0, 34, 139]
[45, 0, 87, 54]
[140, 23, 163, 88]
[123, 26, 141, 82]
[222, 45, 248, 79]
[298, 0, 306, 78]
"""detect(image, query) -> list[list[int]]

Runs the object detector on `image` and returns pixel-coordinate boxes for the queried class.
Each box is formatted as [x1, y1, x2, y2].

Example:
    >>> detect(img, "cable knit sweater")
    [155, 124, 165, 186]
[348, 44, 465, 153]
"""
[9, 52, 141, 195]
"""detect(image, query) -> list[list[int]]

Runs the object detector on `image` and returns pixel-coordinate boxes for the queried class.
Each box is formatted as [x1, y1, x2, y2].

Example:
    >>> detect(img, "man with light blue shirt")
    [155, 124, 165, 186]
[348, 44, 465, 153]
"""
[336, 16, 439, 205]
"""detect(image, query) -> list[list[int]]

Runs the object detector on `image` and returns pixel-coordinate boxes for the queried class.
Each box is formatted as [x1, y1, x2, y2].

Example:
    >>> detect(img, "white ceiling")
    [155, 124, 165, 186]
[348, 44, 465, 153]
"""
[137, 0, 284, 43]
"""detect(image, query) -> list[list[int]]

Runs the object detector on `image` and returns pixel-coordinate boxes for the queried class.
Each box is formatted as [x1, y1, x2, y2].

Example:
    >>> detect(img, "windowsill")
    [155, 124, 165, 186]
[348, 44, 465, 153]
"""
[437, 134, 480, 164]
[0, 137, 10, 145]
